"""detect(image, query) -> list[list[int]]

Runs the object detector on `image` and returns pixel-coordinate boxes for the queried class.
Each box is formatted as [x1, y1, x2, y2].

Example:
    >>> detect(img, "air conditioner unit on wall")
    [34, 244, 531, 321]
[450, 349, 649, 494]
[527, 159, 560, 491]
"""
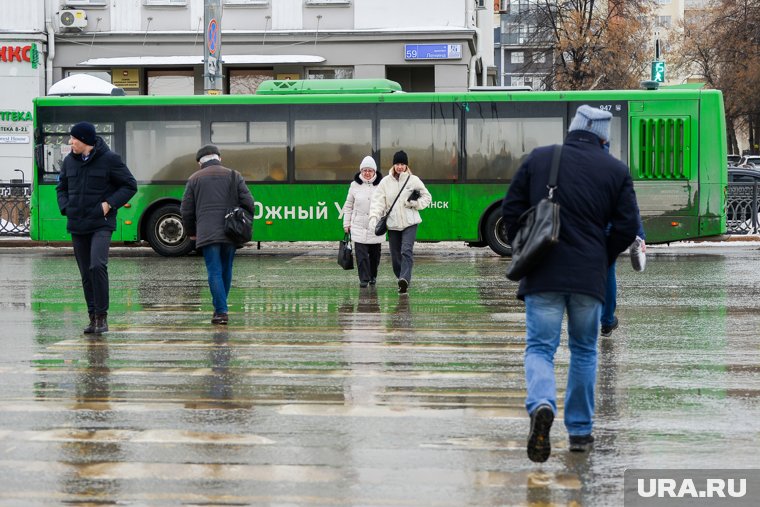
[58, 9, 88, 29]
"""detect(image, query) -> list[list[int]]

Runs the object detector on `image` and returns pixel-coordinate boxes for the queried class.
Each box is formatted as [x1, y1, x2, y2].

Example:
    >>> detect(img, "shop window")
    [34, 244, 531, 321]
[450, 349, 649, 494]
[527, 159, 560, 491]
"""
[147, 69, 194, 95]
[229, 69, 274, 94]
[306, 67, 354, 79]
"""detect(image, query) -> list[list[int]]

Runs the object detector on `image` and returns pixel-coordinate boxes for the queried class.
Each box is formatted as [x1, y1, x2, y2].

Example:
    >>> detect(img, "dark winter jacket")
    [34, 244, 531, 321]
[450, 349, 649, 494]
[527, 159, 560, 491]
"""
[56, 137, 137, 235]
[501, 130, 640, 303]
[180, 160, 255, 249]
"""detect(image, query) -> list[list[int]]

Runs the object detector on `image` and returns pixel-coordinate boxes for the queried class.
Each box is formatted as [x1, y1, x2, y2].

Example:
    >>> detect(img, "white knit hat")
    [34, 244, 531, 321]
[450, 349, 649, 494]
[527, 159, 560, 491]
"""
[359, 155, 377, 171]
[568, 105, 612, 142]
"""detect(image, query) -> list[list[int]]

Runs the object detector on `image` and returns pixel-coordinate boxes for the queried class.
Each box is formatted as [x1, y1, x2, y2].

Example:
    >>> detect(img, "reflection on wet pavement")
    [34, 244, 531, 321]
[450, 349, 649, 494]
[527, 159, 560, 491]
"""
[0, 244, 759, 505]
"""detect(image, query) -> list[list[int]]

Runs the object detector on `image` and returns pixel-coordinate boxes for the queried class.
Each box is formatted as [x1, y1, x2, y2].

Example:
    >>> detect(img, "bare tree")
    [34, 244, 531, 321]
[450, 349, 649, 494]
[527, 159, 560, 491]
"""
[517, 0, 656, 90]
[669, 0, 760, 153]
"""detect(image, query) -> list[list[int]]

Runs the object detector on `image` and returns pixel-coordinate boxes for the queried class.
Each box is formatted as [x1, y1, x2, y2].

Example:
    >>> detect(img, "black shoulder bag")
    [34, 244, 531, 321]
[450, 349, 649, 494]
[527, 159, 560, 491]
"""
[506, 145, 562, 282]
[223, 170, 253, 245]
[374, 176, 410, 236]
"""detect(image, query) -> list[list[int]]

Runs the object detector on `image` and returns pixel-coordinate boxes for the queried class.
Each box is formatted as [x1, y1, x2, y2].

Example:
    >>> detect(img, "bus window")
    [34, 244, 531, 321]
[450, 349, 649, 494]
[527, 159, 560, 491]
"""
[379, 118, 459, 180]
[294, 119, 372, 181]
[126, 121, 201, 182]
[466, 116, 563, 180]
[378, 103, 459, 180]
[211, 121, 288, 181]
[41, 123, 113, 183]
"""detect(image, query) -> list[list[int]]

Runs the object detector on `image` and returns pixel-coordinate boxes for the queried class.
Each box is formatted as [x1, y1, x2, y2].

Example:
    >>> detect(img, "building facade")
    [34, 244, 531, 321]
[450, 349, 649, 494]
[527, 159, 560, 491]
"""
[0, 0, 495, 182]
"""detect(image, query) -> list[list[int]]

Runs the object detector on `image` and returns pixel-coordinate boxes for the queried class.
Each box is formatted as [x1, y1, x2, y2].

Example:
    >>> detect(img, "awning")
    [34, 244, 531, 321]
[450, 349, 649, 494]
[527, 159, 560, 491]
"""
[78, 55, 326, 66]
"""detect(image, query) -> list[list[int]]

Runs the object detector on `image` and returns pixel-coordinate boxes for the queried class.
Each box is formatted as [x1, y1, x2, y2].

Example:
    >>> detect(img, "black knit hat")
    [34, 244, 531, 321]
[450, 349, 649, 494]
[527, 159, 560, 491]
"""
[392, 150, 408, 165]
[70, 122, 97, 146]
[196, 144, 221, 161]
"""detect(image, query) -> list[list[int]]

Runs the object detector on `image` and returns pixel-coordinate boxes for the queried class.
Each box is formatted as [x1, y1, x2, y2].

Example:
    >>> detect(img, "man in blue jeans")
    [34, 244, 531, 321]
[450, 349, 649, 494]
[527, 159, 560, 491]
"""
[181, 144, 254, 324]
[601, 223, 646, 336]
[502, 106, 640, 462]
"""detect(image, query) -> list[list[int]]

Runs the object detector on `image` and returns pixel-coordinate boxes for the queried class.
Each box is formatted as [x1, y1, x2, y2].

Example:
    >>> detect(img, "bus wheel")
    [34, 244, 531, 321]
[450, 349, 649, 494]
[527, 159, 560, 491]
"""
[484, 208, 512, 257]
[145, 204, 195, 257]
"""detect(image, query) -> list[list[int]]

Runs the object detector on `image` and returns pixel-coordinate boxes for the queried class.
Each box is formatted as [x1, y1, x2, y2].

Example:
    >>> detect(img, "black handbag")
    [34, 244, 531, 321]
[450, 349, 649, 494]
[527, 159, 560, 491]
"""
[223, 170, 253, 245]
[375, 176, 410, 236]
[506, 145, 562, 282]
[338, 232, 354, 270]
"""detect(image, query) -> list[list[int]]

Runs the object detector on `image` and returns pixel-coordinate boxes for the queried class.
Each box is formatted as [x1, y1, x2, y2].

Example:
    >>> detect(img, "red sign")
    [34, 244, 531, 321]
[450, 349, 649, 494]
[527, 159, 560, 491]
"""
[0, 46, 34, 63]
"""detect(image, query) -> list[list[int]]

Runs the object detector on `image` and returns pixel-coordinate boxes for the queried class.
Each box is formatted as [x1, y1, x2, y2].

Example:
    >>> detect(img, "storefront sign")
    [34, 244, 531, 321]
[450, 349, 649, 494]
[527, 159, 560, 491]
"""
[0, 135, 29, 144]
[0, 111, 33, 122]
[112, 68, 139, 89]
[0, 44, 39, 69]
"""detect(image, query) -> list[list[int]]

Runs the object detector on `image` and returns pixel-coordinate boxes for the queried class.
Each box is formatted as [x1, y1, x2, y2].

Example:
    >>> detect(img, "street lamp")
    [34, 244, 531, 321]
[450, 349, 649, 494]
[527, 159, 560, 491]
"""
[14, 169, 24, 183]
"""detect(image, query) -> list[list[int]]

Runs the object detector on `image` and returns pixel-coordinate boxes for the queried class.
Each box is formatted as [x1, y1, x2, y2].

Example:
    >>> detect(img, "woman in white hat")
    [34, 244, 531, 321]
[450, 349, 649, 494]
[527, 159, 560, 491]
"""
[342, 155, 384, 288]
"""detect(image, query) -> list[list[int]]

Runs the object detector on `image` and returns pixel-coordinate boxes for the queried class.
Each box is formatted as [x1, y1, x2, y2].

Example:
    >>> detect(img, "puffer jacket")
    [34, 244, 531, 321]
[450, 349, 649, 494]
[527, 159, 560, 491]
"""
[368, 167, 432, 232]
[342, 171, 384, 244]
[56, 137, 137, 235]
[180, 160, 255, 249]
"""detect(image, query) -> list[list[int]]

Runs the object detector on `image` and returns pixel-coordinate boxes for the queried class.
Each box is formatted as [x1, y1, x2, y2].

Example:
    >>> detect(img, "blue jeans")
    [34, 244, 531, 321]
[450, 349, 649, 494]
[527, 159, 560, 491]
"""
[601, 262, 617, 327]
[203, 243, 236, 314]
[524, 292, 601, 436]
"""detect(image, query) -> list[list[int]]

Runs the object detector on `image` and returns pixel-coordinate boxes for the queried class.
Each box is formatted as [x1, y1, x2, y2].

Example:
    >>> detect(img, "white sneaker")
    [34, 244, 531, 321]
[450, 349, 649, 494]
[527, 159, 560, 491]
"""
[629, 236, 646, 272]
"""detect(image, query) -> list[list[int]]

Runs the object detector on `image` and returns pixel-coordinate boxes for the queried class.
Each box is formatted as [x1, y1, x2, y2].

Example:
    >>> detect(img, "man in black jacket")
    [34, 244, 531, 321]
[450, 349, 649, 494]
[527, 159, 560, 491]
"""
[56, 121, 137, 334]
[502, 105, 640, 463]
[180, 144, 254, 325]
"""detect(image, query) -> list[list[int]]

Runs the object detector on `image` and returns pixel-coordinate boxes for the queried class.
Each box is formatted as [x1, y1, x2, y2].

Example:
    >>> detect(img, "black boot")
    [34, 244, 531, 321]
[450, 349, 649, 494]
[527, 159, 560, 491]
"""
[83, 314, 96, 334]
[94, 314, 109, 334]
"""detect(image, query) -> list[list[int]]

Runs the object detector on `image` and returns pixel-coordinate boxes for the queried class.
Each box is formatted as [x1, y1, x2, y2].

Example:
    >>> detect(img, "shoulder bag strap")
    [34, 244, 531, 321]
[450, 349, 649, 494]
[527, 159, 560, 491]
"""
[386, 175, 410, 214]
[228, 170, 239, 207]
[547, 145, 561, 201]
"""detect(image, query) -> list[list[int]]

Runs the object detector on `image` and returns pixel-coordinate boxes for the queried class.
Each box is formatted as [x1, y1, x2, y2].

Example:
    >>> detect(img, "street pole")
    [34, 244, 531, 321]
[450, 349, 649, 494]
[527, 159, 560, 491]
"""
[204, 0, 223, 95]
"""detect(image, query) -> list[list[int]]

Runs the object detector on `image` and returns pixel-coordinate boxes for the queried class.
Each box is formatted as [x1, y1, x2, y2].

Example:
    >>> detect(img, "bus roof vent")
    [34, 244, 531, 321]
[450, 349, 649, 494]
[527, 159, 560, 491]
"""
[256, 78, 402, 95]
[640, 80, 660, 91]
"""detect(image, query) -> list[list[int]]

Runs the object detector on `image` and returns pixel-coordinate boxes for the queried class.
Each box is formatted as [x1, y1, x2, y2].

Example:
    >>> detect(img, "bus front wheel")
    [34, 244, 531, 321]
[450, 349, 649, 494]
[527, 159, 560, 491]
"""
[484, 208, 512, 257]
[145, 204, 195, 257]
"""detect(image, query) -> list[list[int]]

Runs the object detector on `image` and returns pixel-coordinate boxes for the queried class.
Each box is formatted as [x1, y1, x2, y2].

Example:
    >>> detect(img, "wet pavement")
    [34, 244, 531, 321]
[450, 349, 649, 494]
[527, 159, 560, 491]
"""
[1, 242, 760, 506]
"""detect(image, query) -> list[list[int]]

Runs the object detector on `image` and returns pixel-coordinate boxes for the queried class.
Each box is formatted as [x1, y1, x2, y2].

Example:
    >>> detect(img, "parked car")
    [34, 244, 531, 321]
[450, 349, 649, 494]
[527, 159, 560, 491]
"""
[727, 167, 760, 233]
[738, 155, 760, 168]
[728, 154, 742, 166]
[728, 167, 760, 183]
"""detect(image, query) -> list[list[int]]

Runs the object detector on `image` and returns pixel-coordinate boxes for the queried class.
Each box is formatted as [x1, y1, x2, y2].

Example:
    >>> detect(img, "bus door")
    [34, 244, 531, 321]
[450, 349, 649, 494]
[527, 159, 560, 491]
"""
[629, 100, 699, 242]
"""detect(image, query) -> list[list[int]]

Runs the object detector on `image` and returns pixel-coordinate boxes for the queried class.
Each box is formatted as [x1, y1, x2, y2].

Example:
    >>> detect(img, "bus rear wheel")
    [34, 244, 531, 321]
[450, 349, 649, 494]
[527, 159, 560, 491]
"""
[145, 204, 195, 257]
[484, 208, 512, 257]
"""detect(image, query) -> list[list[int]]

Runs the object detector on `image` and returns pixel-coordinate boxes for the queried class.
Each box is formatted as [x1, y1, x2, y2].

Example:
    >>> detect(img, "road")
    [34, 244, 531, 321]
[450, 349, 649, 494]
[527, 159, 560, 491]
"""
[0, 242, 759, 506]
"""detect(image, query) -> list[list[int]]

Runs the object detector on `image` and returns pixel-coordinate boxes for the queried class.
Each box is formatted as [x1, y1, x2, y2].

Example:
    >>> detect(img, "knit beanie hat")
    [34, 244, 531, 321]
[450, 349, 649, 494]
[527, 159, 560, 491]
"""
[359, 155, 377, 171]
[392, 150, 408, 165]
[70, 122, 97, 146]
[568, 105, 612, 142]
[196, 144, 221, 162]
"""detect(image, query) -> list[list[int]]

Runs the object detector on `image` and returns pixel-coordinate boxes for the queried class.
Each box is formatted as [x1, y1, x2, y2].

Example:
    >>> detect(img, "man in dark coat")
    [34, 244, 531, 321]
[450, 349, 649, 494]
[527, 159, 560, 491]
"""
[501, 105, 640, 463]
[56, 121, 137, 334]
[180, 144, 254, 325]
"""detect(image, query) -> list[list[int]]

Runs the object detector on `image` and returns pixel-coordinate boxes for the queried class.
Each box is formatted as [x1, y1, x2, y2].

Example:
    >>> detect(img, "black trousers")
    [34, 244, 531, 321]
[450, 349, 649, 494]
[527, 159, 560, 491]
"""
[354, 242, 381, 283]
[71, 230, 112, 315]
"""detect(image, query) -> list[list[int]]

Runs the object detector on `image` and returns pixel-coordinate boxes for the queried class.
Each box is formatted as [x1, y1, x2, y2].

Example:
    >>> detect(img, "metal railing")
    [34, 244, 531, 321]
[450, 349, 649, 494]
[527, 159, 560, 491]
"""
[0, 182, 758, 237]
[726, 182, 760, 234]
[0, 183, 31, 236]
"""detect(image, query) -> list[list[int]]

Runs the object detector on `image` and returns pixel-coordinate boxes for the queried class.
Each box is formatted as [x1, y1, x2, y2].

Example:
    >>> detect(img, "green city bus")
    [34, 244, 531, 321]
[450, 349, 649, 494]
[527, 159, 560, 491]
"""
[30, 79, 727, 256]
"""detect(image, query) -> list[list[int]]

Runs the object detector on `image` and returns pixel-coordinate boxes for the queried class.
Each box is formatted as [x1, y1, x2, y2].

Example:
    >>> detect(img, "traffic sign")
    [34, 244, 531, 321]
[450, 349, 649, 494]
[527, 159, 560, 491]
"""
[651, 61, 666, 83]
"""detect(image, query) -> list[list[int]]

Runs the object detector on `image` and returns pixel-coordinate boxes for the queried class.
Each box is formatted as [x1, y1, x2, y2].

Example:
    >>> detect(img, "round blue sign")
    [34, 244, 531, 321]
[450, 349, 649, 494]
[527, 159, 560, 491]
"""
[207, 19, 218, 55]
